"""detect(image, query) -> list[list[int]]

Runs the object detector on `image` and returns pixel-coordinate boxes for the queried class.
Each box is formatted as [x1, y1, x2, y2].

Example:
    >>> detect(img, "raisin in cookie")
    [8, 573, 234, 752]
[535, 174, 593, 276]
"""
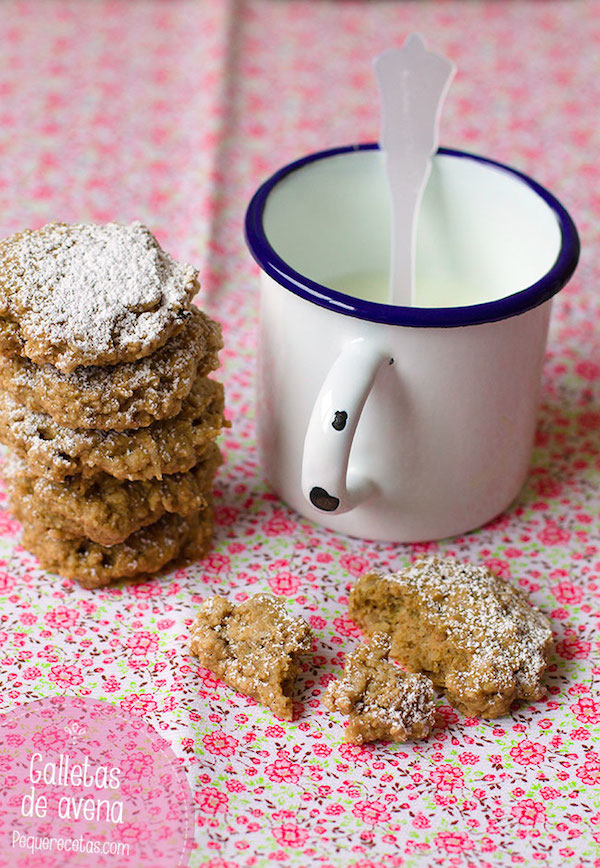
[349, 557, 554, 719]
[324, 633, 435, 744]
[0, 222, 198, 371]
[190, 594, 313, 720]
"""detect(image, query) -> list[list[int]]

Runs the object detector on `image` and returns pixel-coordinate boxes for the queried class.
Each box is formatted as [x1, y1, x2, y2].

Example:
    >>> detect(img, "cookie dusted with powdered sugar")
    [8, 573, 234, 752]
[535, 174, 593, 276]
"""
[190, 594, 313, 720]
[324, 633, 435, 744]
[0, 306, 222, 430]
[349, 557, 554, 719]
[0, 376, 225, 481]
[0, 222, 198, 371]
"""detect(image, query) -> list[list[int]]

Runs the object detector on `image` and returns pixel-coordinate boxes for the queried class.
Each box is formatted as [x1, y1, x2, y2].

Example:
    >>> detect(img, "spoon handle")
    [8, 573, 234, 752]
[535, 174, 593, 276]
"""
[375, 34, 455, 306]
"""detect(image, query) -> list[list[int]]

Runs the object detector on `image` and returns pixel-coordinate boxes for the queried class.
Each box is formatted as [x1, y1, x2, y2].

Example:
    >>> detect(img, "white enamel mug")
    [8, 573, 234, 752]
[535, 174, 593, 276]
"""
[245, 145, 579, 542]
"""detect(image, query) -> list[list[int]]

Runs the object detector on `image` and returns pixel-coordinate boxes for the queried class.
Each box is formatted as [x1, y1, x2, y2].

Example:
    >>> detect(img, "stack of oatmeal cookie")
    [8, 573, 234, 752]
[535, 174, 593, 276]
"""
[0, 221, 226, 588]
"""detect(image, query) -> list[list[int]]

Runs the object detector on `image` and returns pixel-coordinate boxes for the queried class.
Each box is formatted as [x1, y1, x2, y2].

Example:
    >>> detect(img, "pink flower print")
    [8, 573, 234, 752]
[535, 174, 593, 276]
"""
[225, 779, 246, 793]
[410, 541, 438, 557]
[120, 754, 153, 781]
[576, 756, 600, 785]
[351, 862, 388, 868]
[202, 730, 239, 757]
[435, 831, 473, 853]
[316, 552, 333, 563]
[267, 571, 301, 596]
[512, 799, 546, 826]
[49, 664, 83, 687]
[104, 676, 121, 693]
[333, 613, 362, 638]
[457, 752, 479, 765]
[44, 606, 79, 629]
[0, 510, 21, 535]
[262, 511, 298, 536]
[117, 824, 147, 845]
[272, 810, 295, 821]
[0, 572, 16, 593]
[22, 667, 41, 680]
[312, 744, 332, 757]
[309, 615, 327, 629]
[352, 800, 391, 824]
[412, 813, 430, 829]
[436, 705, 460, 726]
[483, 559, 511, 579]
[120, 694, 158, 716]
[575, 359, 600, 381]
[325, 804, 344, 816]
[480, 838, 497, 853]
[430, 764, 464, 791]
[557, 636, 591, 660]
[570, 697, 600, 725]
[203, 553, 231, 572]
[128, 582, 162, 599]
[339, 743, 372, 763]
[339, 554, 369, 577]
[126, 631, 159, 655]
[537, 521, 571, 545]
[571, 727, 590, 740]
[265, 753, 302, 783]
[268, 558, 290, 571]
[214, 503, 240, 528]
[198, 860, 238, 868]
[552, 582, 583, 605]
[264, 725, 285, 738]
[198, 668, 221, 689]
[509, 740, 547, 766]
[156, 619, 174, 631]
[272, 823, 309, 848]
[33, 726, 69, 752]
[195, 786, 229, 814]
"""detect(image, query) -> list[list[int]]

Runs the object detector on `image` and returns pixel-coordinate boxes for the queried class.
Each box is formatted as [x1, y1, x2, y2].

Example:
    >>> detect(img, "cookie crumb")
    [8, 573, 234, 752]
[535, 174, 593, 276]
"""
[349, 557, 554, 719]
[323, 633, 435, 744]
[0, 221, 198, 371]
[189, 594, 313, 720]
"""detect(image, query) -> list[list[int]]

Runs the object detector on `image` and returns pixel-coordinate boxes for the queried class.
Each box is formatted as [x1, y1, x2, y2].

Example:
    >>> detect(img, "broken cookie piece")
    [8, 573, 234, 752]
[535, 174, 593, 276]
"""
[324, 633, 435, 744]
[349, 557, 554, 719]
[189, 594, 313, 720]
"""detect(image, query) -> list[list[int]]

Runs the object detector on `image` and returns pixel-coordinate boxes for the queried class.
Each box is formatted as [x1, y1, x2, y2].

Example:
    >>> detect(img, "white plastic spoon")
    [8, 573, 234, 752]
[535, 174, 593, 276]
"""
[374, 34, 455, 306]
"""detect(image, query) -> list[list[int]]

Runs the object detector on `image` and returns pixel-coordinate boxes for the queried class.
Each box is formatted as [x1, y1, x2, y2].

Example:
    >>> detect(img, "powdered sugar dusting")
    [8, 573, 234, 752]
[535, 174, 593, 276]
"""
[189, 594, 313, 720]
[0, 221, 198, 370]
[0, 306, 220, 430]
[323, 632, 436, 744]
[391, 557, 554, 692]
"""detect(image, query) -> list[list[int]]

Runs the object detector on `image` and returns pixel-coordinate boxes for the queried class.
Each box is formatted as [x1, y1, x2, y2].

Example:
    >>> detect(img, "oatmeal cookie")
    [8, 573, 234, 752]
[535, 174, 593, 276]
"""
[323, 633, 435, 744]
[348, 557, 554, 719]
[0, 221, 199, 372]
[0, 306, 222, 430]
[189, 594, 313, 720]
[0, 376, 226, 481]
[21, 508, 213, 589]
[6, 444, 221, 546]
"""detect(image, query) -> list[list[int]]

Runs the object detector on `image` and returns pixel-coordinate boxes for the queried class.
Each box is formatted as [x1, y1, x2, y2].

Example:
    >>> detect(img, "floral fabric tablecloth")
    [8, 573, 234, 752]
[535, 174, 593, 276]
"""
[0, 1, 599, 866]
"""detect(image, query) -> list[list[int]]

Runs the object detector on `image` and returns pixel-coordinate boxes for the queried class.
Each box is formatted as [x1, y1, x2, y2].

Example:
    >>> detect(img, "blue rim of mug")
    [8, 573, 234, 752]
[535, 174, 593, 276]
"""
[244, 143, 580, 327]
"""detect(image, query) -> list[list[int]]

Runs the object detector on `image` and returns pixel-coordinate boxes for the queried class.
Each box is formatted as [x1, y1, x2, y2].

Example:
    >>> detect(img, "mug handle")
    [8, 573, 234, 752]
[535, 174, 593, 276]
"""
[301, 338, 391, 515]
